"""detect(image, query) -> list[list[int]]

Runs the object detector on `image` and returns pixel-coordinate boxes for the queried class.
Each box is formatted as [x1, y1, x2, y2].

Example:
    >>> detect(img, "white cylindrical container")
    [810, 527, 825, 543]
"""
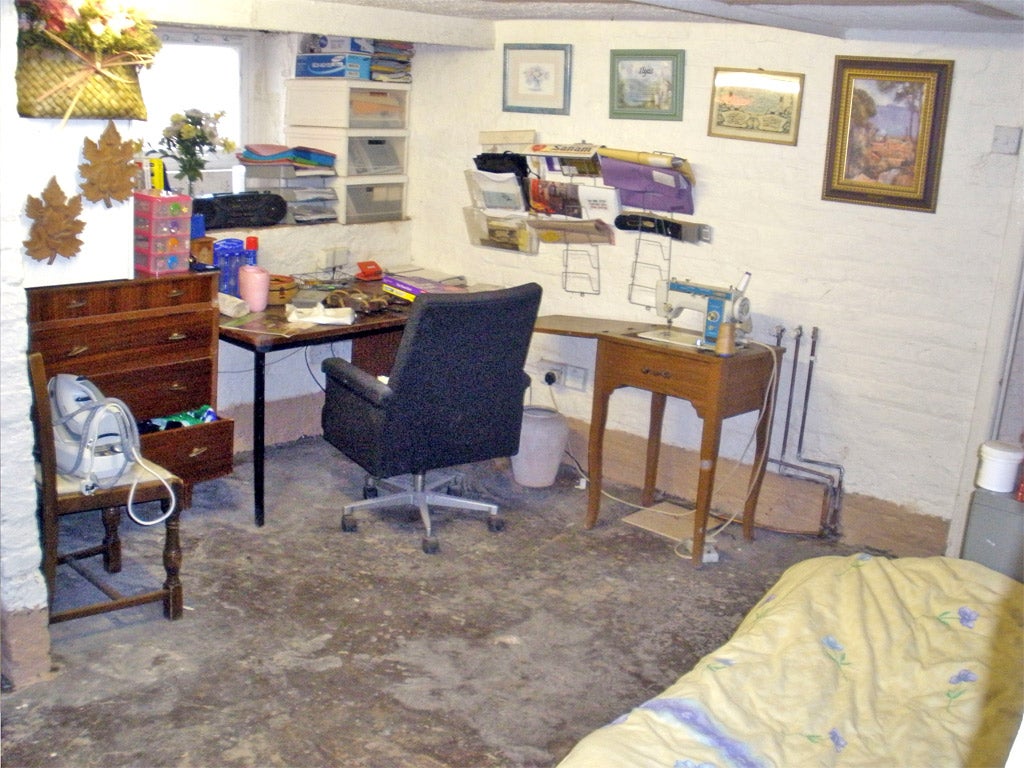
[511, 406, 569, 488]
[975, 441, 1024, 493]
[238, 265, 270, 313]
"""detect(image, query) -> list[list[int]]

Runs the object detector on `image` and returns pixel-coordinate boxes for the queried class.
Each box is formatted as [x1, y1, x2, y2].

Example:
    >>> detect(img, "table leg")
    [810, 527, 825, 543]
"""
[586, 385, 611, 529]
[743, 398, 772, 541]
[254, 350, 266, 527]
[691, 414, 724, 567]
[642, 392, 667, 507]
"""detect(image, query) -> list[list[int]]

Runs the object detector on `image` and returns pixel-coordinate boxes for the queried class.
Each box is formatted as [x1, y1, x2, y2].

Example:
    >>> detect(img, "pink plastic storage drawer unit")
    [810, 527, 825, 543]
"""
[134, 191, 192, 275]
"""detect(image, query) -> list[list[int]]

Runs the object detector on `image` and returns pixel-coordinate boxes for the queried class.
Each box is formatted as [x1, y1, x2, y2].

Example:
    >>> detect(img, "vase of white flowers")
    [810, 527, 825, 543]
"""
[154, 109, 236, 196]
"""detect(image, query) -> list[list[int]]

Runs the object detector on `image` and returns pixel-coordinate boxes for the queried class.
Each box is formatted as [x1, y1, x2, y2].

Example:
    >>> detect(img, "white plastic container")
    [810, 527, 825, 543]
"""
[975, 441, 1024, 493]
[512, 406, 569, 488]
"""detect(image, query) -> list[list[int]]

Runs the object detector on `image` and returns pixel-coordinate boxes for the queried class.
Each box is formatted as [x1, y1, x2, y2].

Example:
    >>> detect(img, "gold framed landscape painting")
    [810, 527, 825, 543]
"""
[822, 56, 954, 213]
[708, 68, 804, 145]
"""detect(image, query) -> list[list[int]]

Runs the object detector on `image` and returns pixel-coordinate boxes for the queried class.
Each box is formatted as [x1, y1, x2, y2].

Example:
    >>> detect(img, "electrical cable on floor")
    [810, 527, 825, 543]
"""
[563, 444, 694, 521]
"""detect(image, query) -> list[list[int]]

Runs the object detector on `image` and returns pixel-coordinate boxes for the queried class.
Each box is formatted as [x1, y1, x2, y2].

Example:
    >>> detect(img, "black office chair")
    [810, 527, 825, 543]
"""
[321, 282, 542, 553]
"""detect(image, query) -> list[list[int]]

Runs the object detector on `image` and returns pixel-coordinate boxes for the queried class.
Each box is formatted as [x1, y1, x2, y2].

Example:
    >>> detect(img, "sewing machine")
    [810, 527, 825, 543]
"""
[638, 272, 752, 349]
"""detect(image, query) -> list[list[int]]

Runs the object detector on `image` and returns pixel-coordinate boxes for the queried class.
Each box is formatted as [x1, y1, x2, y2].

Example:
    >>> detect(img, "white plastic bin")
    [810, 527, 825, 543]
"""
[975, 441, 1024, 493]
[512, 406, 569, 488]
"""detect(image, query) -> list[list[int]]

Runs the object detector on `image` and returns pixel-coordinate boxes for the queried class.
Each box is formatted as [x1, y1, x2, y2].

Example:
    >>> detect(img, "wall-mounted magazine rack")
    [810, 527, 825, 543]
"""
[562, 245, 601, 296]
[463, 208, 538, 254]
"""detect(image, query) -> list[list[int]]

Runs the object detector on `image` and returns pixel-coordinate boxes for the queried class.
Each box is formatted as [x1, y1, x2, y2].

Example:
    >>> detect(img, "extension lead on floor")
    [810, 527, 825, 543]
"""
[682, 539, 720, 563]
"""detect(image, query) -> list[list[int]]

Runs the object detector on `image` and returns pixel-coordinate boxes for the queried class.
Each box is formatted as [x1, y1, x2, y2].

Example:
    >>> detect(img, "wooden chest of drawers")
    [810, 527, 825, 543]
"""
[27, 272, 234, 505]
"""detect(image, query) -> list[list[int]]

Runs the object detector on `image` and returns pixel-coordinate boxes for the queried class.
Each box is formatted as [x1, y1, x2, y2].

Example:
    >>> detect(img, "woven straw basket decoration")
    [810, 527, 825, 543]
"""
[16, 46, 147, 121]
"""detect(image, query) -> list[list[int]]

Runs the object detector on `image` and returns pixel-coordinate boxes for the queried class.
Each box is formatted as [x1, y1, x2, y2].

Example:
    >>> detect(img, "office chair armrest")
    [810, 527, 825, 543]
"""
[322, 357, 392, 407]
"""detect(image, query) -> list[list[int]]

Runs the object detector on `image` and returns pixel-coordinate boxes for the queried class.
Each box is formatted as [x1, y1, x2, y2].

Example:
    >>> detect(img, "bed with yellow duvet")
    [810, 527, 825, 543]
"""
[558, 554, 1023, 767]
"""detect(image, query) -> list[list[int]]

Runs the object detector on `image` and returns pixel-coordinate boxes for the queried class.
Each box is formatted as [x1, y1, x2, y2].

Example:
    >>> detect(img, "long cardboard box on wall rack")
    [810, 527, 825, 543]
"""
[295, 53, 371, 79]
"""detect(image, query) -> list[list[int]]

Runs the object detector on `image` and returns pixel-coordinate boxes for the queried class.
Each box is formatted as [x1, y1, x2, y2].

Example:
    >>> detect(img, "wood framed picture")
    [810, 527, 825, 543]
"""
[822, 56, 954, 213]
[503, 44, 572, 115]
[708, 68, 804, 145]
[609, 49, 684, 121]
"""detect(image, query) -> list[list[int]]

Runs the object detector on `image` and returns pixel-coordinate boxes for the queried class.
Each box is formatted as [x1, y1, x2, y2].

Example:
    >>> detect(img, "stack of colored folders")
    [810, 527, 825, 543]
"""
[236, 144, 336, 172]
[371, 40, 414, 82]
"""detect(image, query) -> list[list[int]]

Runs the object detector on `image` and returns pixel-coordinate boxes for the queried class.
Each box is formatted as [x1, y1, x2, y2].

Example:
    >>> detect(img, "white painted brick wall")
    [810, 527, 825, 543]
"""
[404, 22, 1024, 531]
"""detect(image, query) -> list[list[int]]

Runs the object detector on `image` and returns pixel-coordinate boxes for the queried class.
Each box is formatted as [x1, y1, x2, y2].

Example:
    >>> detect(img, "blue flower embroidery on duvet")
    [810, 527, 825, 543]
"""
[936, 605, 978, 629]
[828, 728, 847, 752]
[957, 606, 978, 628]
[946, 668, 978, 709]
[949, 668, 978, 685]
[822, 636, 851, 668]
[642, 699, 765, 768]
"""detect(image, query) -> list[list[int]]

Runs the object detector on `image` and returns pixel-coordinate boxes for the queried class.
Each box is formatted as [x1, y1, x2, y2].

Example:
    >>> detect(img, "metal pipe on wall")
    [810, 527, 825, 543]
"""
[765, 325, 844, 536]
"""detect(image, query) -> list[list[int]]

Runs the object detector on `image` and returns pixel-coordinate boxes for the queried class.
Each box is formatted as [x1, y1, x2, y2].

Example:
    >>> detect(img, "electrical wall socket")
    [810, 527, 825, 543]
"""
[539, 359, 587, 391]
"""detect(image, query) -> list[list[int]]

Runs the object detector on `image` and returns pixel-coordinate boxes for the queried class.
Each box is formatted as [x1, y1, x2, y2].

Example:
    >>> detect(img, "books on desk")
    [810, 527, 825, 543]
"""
[381, 273, 466, 302]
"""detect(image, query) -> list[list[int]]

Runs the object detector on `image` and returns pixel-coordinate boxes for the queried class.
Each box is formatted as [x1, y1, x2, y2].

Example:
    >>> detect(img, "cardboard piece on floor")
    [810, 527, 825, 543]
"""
[621, 501, 693, 542]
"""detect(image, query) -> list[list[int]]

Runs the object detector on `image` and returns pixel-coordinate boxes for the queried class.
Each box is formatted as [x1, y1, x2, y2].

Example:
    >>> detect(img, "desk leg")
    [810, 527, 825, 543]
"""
[642, 393, 667, 507]
[253, 350, 266, 527]
[692, 414, 723, 567]
[586, 386, 611, 529]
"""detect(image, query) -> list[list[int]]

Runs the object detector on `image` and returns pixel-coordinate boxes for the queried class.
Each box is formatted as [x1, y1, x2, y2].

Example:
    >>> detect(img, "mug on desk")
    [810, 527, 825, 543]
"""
[239, 265, 270, 312]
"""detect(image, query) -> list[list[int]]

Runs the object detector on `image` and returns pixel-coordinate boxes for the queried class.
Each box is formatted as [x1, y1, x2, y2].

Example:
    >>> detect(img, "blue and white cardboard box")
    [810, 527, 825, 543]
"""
[295, 53, 371, 79]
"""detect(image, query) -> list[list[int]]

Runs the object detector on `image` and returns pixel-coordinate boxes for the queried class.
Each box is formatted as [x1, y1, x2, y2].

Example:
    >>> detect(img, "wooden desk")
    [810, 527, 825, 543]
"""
[219, 303, 410, 526]
[536, 315, 780, 566]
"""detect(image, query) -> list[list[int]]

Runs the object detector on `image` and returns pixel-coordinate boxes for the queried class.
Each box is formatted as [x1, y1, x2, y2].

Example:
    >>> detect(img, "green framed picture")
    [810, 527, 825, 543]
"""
[609, 49, 684, 121]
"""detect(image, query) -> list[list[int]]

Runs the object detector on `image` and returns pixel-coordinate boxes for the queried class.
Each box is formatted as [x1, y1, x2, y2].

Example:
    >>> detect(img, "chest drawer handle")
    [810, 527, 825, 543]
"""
[168, 382, 188, 392]
[167, 332, 188, 341]
[188, 446, 208, 458]
[167, 289, 184, 299]
[65, 345, 89, 358]
[66, 299, 86, 310]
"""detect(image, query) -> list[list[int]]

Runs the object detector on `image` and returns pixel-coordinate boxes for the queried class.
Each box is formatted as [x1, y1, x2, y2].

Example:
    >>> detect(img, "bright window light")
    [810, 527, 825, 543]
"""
[137, 28, 248, 194]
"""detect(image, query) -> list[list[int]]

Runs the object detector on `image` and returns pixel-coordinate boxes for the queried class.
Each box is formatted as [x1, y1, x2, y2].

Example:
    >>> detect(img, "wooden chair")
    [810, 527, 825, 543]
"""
[27, 353, 184, 623]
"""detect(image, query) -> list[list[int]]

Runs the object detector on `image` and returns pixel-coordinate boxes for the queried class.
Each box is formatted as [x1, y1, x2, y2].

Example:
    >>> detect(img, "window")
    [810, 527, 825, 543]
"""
[137, 27, 252, 195]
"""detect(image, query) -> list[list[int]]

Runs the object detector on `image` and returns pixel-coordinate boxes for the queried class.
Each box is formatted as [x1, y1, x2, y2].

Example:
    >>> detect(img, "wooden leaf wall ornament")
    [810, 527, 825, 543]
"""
[79, 120, 137, 207]
[24, 177, 85, 264]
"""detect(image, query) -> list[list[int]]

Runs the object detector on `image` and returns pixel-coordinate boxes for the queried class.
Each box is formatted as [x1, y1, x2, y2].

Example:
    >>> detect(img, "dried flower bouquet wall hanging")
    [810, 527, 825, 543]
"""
[15, 0, 161, 122]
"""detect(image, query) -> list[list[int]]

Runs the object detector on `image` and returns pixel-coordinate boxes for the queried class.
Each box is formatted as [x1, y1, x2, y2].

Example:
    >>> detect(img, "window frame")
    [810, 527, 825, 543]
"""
[139, 26, 256, 192]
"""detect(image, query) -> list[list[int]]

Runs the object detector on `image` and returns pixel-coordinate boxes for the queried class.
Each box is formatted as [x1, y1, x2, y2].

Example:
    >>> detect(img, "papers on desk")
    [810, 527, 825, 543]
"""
[285, 304, 355, 325]
[220, 314, 316, 337]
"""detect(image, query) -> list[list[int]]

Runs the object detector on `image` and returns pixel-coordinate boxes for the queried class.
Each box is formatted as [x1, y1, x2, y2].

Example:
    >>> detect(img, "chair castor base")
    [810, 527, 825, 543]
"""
[422, 535, 439, 554]
[341, 514, 358, 532]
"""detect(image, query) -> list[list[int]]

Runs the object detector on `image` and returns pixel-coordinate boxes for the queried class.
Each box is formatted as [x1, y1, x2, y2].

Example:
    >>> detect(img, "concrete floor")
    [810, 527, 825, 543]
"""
[1, 437, 945, 768]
